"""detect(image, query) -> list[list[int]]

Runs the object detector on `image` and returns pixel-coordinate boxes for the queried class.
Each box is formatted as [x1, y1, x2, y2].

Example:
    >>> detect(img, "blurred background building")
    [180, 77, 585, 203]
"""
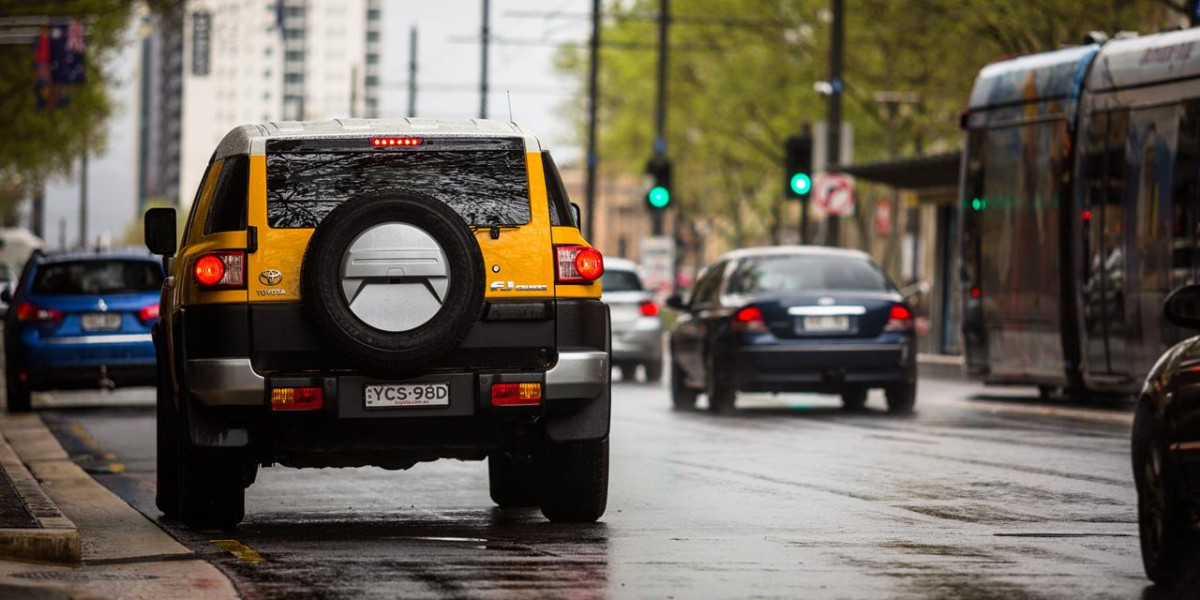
[137, 0, 382, 212]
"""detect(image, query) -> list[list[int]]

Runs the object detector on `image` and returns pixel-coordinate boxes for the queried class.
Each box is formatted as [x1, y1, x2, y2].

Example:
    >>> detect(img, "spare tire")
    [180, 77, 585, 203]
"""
[301, 192, 485, 377]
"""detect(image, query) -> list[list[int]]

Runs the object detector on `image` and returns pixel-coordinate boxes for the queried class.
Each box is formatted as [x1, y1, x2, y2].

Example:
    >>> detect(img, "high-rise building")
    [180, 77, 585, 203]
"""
[138, 0, 381, 212]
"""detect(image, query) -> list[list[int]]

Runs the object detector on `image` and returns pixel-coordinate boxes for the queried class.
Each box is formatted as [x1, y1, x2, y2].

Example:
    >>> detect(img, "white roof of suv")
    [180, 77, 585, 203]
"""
[215, 118, 543, 160]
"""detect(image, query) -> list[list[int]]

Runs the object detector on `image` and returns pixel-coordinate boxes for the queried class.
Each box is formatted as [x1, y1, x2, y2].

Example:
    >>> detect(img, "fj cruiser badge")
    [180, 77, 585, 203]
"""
[490, 281, 548, 292]
[259, 270, 283, 286]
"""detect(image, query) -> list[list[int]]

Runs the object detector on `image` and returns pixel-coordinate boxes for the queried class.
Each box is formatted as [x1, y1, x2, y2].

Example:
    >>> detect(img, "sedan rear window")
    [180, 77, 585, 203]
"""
[601, 269, 643, 292]
[32, 261, 163, 295]
[728, 255, 890, 294]
[265, 138, 531, 228]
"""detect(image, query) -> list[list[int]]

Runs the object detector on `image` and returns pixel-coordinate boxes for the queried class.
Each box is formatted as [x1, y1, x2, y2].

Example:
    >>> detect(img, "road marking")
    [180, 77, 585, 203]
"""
[68, 423, 117, 460]
[210, 539, 266, 563]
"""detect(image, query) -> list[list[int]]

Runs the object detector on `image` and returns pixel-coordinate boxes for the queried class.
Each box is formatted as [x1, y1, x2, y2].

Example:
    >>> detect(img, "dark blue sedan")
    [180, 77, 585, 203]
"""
[3, 250, 162, 412]
[667, 246, 916, 413]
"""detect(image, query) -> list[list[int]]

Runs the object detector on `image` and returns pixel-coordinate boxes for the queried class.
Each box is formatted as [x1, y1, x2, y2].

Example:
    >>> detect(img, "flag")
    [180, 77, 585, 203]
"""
[50, 18, 86, 85]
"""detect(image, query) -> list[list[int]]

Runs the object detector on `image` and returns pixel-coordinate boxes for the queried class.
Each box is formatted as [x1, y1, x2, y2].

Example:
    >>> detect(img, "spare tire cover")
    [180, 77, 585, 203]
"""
[301, 192, 485, 376]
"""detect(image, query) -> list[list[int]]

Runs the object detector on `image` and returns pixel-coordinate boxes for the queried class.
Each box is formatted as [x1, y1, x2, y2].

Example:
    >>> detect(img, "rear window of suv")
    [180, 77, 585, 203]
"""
[265, 137, 531, 228]
[32, 260, 162, 295]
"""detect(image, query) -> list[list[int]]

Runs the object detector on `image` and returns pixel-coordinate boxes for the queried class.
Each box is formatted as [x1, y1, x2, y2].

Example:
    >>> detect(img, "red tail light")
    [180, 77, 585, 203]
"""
[271, 387, 324, 411]
[491, 382, 542, 406]
[370, 137, 423, 147]
[969, 286, 981, 299]
[555, 245, 604, 283]
[14, 302, 64, 323]
[732, 306, 768, 333]
[885, 304, 915, 331]
[138, 303, 160, 324]
[639, 300, 660, 317]
[193, 251, 245, 289]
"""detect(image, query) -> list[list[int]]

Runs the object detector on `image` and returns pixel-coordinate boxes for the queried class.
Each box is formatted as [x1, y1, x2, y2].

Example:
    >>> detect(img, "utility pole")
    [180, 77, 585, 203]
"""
[584, 0, 600, 241]
[825, 0, 844, 247]
[480, 0, 490, 119]
[652, 0, 669, 236]
[408, 26, 418, 117]
[79, 135, 88, 249]
[31, 182, 44, 240]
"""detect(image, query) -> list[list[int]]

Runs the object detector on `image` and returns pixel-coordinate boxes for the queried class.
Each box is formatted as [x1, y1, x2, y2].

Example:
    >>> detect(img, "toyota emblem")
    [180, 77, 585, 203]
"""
[259, 269, 283, 286]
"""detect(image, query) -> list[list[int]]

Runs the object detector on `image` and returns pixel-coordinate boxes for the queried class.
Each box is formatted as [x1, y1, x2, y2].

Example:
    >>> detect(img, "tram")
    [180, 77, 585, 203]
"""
[961, 27, 1200, 396]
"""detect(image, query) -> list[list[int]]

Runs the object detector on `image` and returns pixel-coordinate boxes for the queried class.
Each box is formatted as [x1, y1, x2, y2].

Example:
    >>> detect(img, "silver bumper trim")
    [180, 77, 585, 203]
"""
[187, 358, 265, 406]
[545, 350, 609, 400]
[43, 333, 153, 345]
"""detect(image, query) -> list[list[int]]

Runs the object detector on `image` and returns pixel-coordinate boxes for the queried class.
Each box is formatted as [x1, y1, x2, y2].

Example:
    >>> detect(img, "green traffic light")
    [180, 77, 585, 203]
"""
[790, 173, 812, 195]
[971, 197, 986, 211]
[648, 186, 671, 208]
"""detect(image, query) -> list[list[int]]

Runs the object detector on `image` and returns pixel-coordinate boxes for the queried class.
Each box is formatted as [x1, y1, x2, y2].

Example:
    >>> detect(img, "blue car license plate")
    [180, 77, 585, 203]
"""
[81, 313, 121, 331]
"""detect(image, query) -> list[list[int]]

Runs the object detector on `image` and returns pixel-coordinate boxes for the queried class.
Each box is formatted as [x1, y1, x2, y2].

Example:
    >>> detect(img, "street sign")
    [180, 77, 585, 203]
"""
[640, 236, 675, 300]
[813, 173, 855, 217]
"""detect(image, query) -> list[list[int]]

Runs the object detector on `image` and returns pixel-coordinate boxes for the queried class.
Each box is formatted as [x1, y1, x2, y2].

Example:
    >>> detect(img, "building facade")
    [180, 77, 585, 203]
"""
[138, 0, 381, 212]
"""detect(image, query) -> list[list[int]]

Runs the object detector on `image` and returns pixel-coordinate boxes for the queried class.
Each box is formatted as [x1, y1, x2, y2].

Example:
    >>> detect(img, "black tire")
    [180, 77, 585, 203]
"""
[840, 387, 868, 411]
[5, 374, 30, 413]
[153, 326, 179, 518]
[643, 360, 663, 383]
[706, 356, 736, 415]
[1133, 401, 1191, 584]
[537, 437, 608, 523]
[670, 360, 699, 410]
[886, 382, 917, 413]
[488, 449, 539, 508]
[177, 441, 247, 530]
[301, 192, 485, 378]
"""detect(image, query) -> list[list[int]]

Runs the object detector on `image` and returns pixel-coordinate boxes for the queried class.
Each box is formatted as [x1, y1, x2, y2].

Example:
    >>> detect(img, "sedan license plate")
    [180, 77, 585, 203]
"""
[81, 313, 121, 331]
[364, 382, 450, 408]
[802, 315, 850, 332]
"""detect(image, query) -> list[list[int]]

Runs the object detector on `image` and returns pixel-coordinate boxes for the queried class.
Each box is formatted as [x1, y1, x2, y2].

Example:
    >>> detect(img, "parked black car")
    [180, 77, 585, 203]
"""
[1133, 283, 1200, 585]
[666, 246, 917, 414]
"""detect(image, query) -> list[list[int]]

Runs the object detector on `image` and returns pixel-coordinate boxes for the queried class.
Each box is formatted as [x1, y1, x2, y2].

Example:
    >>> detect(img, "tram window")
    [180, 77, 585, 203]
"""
[1173, 101, 1200, 286]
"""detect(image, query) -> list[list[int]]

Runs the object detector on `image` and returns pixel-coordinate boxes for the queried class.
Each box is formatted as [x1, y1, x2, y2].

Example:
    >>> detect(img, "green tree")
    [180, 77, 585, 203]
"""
[0, 1, 173, 221]
[557, 0, 1179, 259]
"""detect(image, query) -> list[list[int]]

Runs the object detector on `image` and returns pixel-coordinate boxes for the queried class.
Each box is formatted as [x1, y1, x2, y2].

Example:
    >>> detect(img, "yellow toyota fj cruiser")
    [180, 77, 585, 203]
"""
[144, 119, 610, 528]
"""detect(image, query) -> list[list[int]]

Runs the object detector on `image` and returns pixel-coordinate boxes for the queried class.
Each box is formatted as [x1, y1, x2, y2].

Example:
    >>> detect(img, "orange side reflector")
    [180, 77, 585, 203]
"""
[271, 387, 323, 411]
[491, 382, 542, 406]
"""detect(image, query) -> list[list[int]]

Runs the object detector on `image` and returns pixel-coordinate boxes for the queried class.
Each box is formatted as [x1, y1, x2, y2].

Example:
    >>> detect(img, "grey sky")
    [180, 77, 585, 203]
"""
[42, 1, 592, 249]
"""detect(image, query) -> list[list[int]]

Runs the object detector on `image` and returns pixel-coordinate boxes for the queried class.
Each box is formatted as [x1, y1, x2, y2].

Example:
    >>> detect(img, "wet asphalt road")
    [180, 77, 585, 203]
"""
[33, 376, 1178, 599]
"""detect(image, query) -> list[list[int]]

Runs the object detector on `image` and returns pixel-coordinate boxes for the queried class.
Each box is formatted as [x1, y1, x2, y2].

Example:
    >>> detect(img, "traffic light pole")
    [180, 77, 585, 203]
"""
[825, 0, 844, 247]
[584, 0, 600, 241]
[799, 123, 811, 244]
[652, 0, 669, 236]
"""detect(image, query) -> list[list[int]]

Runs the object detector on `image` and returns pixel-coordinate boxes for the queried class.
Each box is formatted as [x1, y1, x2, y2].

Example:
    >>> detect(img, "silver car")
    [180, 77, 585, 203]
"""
[601, 258, 664, 382]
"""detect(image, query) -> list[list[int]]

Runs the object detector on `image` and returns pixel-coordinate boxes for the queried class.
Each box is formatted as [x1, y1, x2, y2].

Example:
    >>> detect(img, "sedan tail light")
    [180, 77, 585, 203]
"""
[732, 305, 768, 333]
[14, 302, 64, 323]
[639, 300, 660, 317]
[138, 303, 160, 324]
[193, 251, 245, 289]
[555, 245, 604, 283]
[885, 304, 915, 331]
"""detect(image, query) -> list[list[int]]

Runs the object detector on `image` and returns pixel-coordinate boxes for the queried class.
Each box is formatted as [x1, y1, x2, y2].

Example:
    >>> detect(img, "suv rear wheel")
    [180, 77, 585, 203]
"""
[537, 437, 608, 522]
[177, 441, 248, 530]
[5, 376, 30, 413]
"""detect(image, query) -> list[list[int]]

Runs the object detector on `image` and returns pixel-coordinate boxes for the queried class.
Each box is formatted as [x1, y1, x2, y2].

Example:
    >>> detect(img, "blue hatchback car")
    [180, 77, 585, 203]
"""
[3, 250, 162, 411]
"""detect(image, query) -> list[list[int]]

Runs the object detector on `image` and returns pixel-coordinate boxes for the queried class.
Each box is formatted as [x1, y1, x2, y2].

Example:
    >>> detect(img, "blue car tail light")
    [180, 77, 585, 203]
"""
[14, 302, 63, 324]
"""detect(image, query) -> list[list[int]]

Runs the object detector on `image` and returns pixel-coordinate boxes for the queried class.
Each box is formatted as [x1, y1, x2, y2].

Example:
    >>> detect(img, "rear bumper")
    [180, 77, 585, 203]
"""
[188, 350, 609, 408]
[722, 339, 915, 393]
[20, 332, 156, 369]
[611, 327, 662, 362]
[174, 299, 612, 455]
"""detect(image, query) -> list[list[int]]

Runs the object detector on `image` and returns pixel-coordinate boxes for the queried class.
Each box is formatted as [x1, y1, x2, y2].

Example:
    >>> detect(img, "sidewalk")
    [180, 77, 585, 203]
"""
[0, 410, 240, 599]
[917, 352, 965, 381]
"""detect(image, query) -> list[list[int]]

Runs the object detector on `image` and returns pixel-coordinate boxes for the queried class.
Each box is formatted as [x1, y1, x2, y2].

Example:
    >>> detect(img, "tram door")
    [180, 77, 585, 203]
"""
[1171, 102, 1200, 293]
[1081, 110, 1130, 378]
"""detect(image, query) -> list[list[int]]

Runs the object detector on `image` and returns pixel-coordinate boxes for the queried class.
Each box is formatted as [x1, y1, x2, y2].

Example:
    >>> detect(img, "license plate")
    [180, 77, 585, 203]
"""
[801, 315, 850, 332]
[81, 313, 121, 331]
[364, 382, 450, 408]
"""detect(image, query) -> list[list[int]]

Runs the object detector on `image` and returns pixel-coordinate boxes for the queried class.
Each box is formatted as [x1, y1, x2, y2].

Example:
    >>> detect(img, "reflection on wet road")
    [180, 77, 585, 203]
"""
[40, 377, 1163, 598]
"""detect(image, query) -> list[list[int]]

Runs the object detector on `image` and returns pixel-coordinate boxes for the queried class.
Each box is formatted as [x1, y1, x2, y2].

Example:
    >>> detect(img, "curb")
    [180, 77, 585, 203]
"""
[918, 353, 965, 382]
[0, 417, 80, 565]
